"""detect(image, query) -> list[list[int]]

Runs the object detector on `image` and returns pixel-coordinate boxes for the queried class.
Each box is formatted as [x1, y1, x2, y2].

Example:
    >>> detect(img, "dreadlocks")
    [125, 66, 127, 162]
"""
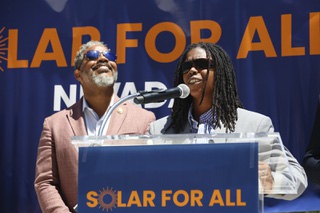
[170, 42, 243, 133]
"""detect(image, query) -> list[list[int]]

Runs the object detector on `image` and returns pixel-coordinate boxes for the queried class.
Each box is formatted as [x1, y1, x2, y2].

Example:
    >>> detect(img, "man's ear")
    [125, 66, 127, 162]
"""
[74, 69, 82, 82]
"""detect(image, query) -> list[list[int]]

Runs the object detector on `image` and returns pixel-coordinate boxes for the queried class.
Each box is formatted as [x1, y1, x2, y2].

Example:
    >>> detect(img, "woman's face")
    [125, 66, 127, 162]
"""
[182, 47, 214, 101]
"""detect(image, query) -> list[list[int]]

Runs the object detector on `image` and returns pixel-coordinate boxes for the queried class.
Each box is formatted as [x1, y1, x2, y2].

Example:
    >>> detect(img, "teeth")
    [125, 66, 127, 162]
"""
[189, 79, 199, 84]
[94, 65, 108, 71]
[93, 63, 109, 70]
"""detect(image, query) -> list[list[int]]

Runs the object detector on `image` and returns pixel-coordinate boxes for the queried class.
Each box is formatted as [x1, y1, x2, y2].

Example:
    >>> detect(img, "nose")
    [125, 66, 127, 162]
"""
[97, 52, 109, 62]
[187, 67, 198, 75]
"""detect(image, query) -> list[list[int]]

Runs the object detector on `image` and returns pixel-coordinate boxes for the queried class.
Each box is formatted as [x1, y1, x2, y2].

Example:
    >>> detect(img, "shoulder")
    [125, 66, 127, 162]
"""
[124, 101, 155, 118]
[44, 99, 82, 123]
[237, 108, 270, 119]
[113, 95, 155, 119]
[234, 108, 274, 133]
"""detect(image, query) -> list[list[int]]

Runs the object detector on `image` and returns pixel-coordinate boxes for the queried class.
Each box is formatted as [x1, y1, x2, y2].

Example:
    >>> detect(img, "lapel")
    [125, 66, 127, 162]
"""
[66, 97, 87, 136]
[106, 95, 128, 135]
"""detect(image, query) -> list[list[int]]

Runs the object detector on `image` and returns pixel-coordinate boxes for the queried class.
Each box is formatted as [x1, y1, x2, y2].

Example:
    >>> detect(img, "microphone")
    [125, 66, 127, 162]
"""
[133, 84, 190, 104]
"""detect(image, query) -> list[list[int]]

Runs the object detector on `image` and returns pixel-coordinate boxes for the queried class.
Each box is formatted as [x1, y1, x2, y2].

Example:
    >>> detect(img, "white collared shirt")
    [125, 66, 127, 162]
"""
[82, 95, 115, 136]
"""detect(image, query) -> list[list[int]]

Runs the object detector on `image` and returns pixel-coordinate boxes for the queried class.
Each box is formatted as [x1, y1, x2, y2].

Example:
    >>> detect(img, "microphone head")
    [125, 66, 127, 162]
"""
[177, 84, 190, 99]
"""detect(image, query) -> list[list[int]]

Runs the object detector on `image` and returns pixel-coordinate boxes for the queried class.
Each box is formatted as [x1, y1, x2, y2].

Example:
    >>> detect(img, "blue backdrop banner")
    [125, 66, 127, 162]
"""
[1, 0, 320, 212]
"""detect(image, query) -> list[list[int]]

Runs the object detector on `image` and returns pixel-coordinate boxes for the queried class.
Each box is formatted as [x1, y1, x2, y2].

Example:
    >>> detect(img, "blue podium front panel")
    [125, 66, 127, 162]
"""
[78, 142, 258, 213]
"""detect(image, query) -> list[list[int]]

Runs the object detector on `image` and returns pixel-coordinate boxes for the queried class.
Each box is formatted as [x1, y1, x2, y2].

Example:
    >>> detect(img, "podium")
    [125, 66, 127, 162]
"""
[72, 132, 297, 213]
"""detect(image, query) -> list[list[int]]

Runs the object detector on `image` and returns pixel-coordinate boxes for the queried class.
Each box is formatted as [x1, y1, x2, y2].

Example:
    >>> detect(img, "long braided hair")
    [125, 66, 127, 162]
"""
[170, 42, 243, 133]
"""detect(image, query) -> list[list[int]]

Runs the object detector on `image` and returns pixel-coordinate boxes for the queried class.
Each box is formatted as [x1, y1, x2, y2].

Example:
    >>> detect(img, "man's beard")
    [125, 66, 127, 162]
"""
[91, 71, 118, 87]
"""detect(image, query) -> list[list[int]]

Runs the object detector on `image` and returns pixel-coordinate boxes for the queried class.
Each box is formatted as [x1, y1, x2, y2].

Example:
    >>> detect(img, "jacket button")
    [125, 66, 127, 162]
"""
[117, 108, 123, 114]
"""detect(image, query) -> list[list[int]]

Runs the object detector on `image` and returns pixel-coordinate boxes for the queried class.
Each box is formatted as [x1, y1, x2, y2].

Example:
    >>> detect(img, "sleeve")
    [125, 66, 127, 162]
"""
[34, 118, 72, 213]
[265, 146, 308, 200]
[258, 116, 308, 200]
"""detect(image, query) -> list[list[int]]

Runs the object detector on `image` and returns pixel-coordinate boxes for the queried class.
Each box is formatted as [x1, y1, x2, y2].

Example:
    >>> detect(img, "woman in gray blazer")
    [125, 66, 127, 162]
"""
[149, 42, 307, 201]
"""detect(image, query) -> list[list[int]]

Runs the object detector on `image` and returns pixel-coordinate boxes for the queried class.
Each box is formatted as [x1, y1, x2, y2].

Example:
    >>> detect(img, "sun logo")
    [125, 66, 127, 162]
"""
[0, 27, 8, 72]
[98, 187, 117, 212]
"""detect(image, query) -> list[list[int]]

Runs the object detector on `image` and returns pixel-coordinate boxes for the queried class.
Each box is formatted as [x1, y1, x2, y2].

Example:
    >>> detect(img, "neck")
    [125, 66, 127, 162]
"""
[192, 99, 212, 122]
[84, 88, 114, 118]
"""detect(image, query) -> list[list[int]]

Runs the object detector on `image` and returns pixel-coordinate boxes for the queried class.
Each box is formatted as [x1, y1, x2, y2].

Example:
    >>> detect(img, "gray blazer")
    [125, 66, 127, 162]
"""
[149, 108, 274, 134]
[149, 108, 307, 201]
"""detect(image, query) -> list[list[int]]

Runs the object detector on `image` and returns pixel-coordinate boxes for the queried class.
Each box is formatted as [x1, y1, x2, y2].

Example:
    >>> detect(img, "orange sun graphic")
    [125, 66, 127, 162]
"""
[0, 27, 8, 72]
[98, 187, 117, 212]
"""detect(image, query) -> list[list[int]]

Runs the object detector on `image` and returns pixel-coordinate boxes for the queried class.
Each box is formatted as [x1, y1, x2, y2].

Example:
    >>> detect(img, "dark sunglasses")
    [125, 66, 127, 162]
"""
[181, 58, 214, 74]
[84, 50, 117, 62]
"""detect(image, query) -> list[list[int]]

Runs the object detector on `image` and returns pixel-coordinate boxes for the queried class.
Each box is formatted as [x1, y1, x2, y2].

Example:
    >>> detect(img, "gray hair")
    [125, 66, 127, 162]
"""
[74, 40, 109, 69]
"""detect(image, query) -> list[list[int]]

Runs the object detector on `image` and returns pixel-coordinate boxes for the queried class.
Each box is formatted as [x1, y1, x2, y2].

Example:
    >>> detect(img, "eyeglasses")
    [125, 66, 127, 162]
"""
[84, 50, 117, 62]
[181, 58, 214, 74]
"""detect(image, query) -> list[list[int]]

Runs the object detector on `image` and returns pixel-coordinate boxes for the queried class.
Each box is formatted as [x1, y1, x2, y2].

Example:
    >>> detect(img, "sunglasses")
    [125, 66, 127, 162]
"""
[84, 50, 117, 62]
[181, 58, 214, 74]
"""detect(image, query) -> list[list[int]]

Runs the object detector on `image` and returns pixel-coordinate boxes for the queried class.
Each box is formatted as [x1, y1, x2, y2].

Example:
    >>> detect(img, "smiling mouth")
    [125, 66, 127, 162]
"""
[98, 66, 110, 71]
[92, 63, 111, 71]
[188, 78, 201, 85]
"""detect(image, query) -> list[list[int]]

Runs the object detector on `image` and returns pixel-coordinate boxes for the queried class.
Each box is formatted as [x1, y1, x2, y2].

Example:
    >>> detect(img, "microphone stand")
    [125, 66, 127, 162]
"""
[97, 87, 179, 135]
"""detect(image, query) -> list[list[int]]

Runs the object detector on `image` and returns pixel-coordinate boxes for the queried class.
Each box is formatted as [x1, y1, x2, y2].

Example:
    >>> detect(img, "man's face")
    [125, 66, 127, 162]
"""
[76, 45, 118, 88]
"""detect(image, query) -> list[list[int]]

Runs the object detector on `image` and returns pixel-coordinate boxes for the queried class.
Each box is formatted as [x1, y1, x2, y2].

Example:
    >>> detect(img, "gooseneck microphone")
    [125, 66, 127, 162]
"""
[133, 84, 190, 104]
[98, 84, 190, 135]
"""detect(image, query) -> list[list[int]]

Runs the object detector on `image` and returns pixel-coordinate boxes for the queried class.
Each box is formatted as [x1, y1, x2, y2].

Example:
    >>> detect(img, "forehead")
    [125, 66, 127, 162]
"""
[186, 47, 207, 61]
[84, 45, 108, 53]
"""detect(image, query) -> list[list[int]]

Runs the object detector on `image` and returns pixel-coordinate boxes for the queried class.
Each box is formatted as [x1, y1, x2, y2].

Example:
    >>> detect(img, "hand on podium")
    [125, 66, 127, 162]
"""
[259, 161, 274, 192]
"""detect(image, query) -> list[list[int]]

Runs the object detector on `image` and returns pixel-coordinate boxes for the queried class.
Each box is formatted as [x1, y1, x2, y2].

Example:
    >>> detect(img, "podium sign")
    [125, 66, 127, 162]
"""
[76, 139, 259, 213]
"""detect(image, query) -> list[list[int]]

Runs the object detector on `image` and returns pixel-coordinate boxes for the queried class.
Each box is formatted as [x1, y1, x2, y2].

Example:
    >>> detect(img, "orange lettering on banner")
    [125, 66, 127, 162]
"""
[190, 20, 222, 44]
[116, 23, 142, 64]
[117, 191, 127, 207]
[145, 22, 186, 63]
[281, 14, 305, 56]
[236, 189, 246, 206]
[190, 190, 203, 206]
[6, 13, 320, 70]
[86, 191, 99, 208]
[117, 190, 155, 207]
[208, 189, 225, 206]
[7, 29, 28, 68]
[30, 28, 67, 68]
[143, 190, 156, 207]
[310, 12, 320, 55]
[237, 16, 277, 59]
[161, 190, 172, 207]
[72, 26, 101, 66]
[225, 189, 235, 206]
[173, 190, 189, 207]
[127, 190, 142, 207]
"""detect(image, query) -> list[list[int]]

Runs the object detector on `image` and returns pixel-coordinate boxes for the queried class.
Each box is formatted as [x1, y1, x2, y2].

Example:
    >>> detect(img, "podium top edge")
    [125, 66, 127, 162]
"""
[71, 132, 281, 141]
